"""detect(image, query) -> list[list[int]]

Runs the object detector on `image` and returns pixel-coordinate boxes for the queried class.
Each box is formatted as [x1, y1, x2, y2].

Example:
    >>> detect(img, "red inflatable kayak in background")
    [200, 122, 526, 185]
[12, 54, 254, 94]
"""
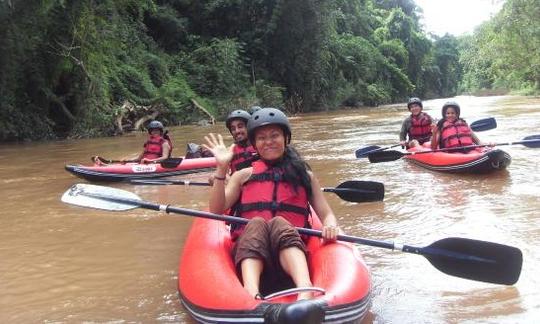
[404, 144, 511, 173]
[65, 157, 216, 182]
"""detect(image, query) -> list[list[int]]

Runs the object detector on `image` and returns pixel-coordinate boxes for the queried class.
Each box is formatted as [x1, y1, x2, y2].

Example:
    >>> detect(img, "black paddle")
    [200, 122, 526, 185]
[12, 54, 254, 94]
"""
[129, 179, 385, 203]
[355, 117, 497, 159]
[92, 156, 183, 168]
[469, 117, 497, 132]
[368, 135, 540, 163]
[355, 144, 402, 159]
[61, 184, 522, 285]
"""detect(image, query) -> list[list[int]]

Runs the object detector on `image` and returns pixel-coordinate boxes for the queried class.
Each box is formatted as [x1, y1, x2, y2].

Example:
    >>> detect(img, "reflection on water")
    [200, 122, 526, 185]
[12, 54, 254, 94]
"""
[0, 96, 539, 323]
[441, 287, 524, 322]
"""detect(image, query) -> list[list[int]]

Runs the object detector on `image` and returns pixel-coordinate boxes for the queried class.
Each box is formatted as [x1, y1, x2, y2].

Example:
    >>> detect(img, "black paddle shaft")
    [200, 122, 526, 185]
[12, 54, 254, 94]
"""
[69, 186, 522, 285]
[369, 135, 540, 163]
[167, 205, 521, 285]
[129, 179, 385, 203]
[94, 156, 183, 168]
[85, 191, 395, 247]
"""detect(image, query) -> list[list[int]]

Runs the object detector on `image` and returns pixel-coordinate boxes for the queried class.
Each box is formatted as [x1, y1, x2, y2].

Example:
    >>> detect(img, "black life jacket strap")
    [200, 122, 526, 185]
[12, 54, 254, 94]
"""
[235, 155, 260, 171]
[236, 202, 310, 217]
[247, 171, 283, 182]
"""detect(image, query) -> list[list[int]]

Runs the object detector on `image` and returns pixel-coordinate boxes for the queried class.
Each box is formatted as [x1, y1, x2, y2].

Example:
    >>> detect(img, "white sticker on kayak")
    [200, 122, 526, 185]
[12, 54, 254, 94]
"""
[132, 165, 157, 173]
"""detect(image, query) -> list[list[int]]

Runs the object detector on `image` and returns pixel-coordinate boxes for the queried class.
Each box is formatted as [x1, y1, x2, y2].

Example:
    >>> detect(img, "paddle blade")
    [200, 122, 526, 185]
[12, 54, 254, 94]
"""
[368, 150, 404, 163]
[522, 135, 540, 148]
[355, 145, 382, 158]
[61, 183, 141, 211]
[470, 117, 497, 132]
[420, 237, 522, 285]
[332, 180, 384, 202]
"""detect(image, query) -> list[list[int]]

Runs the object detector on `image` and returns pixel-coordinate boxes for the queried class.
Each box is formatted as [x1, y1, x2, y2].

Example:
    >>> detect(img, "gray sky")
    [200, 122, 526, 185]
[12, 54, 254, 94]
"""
[415, 0, 504, 36]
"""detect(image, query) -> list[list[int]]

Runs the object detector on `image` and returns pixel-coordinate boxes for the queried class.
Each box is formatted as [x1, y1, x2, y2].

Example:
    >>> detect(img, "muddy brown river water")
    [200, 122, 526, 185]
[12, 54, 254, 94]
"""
[1, 95, 539, 323]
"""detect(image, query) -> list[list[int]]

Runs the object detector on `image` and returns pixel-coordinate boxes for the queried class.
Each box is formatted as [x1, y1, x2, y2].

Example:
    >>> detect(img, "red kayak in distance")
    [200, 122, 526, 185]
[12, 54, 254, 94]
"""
[404, 143, 511, 174]
[65, 157, 216, 182]
[178, 210, 372, 323]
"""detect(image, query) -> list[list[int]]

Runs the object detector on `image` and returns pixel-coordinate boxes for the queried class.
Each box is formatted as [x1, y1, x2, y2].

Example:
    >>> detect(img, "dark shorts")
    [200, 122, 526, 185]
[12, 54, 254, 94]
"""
[232, 216, 307, 294]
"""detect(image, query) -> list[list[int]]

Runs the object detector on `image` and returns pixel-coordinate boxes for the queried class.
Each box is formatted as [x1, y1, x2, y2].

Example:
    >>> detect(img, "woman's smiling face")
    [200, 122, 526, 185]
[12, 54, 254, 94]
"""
[254, 124, 286, 161]
[445, 107, 458, 121]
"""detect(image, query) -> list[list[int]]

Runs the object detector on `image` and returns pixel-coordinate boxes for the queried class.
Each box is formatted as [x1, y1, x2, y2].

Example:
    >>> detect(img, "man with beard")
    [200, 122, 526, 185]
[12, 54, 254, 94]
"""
[225, 109, 258, 173]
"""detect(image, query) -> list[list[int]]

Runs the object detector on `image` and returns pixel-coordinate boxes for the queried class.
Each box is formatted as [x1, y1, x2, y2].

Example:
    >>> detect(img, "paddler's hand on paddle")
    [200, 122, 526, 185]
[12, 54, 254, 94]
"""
[322, 222, 340, 242]
[399, 140, 407, 149]
[203, 133, 234, 168]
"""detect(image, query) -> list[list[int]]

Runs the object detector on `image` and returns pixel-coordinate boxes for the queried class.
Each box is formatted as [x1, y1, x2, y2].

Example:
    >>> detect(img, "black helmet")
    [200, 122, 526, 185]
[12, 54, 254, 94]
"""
[248, 108, 291, 144]
[249, 106, 262, 114]
[407, 97, 423, 110]
[147, 120, 164, 133]
[225, 109, 251, 130]
[442, 101, 460, 118]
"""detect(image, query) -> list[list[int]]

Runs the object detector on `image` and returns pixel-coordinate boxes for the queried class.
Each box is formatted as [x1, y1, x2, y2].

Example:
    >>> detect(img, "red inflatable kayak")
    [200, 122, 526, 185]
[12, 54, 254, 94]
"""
[405, 144, 511, 173]
[65, 157, 216, 182]
[178, 211, 371, 323]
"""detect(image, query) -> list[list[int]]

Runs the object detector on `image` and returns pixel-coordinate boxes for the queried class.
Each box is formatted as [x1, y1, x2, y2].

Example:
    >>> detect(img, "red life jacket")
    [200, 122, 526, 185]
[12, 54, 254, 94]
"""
[439, 119, 474, 148]
[143, 134, 172, 159]
[234, 160, 311, 236]
[230, 143, 257, 173]
[408, 112, 432, 144]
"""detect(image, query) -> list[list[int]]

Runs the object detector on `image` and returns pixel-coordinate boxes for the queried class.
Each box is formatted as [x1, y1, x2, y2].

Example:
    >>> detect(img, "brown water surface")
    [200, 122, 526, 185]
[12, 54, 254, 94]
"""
[1, 95, 539, 323]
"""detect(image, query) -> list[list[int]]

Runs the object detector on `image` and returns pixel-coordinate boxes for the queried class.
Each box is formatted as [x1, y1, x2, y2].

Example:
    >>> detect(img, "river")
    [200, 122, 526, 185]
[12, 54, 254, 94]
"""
[1, 95, 539, 323]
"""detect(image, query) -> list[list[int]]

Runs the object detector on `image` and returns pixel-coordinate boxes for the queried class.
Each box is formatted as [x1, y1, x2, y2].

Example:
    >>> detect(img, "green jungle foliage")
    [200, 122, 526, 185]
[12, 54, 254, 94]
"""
[459, 0, 540, 95]
[0, 0, 537, 141]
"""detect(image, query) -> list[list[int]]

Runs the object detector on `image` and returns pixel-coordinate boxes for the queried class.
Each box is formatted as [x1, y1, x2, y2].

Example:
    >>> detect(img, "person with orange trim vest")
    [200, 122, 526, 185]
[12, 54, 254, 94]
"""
[431, 101, 484, 151]
[399, 97, 436, 148]
[127, 120, 173, 164]
[92, 120, 173, 165]
[203, 108, 340, 301]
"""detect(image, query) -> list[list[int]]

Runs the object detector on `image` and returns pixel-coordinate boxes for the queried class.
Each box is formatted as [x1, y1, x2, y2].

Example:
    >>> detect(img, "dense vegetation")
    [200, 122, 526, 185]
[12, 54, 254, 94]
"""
[0, 0, 538, 141]
[459, 0, 540, 95]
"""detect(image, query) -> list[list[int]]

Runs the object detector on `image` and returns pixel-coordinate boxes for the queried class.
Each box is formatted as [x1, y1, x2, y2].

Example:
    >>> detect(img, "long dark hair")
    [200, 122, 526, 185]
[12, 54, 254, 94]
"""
[271, 146, 313, 198]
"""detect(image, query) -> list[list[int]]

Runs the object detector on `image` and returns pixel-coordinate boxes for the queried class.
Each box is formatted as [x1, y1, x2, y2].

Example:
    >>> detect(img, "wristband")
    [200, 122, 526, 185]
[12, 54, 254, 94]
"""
[214, 175, 226, 181]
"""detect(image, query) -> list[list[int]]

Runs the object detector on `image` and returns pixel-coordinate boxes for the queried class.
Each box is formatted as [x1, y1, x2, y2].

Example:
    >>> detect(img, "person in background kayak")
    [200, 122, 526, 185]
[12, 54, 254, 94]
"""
[204, 108, 340, 301]
[399, 97, 436, 148]
[431, 101, 485, 151]
[125, 120, 172, 164]
[92, 120, 172, 165]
